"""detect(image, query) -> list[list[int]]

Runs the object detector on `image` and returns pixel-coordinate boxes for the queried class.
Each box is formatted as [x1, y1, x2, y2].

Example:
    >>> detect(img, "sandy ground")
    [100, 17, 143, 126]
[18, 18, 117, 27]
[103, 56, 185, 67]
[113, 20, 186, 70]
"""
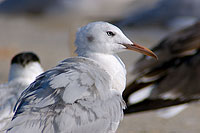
[0, 0, 199, 132]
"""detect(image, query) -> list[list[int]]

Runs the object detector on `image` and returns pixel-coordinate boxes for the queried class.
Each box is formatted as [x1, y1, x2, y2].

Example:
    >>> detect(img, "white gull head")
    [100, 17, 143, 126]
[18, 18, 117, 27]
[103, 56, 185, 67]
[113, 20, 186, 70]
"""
[75, 21, 133, 55]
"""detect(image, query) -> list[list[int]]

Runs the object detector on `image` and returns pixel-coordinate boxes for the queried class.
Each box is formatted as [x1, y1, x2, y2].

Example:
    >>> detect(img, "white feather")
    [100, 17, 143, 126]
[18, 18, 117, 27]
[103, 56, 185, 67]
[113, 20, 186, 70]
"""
[129, 86, 153, 104]
[156, 104, 188, 119]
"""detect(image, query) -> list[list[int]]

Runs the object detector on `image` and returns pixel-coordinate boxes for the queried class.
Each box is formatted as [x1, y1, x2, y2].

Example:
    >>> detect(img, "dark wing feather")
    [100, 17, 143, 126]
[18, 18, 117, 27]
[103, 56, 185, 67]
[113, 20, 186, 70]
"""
[123, 22, 200, 113]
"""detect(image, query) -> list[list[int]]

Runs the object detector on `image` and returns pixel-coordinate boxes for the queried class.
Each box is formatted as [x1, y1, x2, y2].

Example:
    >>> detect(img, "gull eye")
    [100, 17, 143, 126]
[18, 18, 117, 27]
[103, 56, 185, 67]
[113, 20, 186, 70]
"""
[106, 31, 115, 37]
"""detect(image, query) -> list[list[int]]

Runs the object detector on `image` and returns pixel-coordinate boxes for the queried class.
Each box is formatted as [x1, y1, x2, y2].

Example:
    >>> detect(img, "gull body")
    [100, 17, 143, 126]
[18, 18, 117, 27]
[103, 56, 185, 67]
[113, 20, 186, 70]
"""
[0, 52, 43, 130]
[7, 22, 156, 133]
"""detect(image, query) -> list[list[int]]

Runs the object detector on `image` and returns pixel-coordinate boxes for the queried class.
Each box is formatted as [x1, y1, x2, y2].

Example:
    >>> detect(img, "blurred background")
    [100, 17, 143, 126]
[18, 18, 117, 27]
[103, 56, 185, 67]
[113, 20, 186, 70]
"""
[0, 0, 200, 132]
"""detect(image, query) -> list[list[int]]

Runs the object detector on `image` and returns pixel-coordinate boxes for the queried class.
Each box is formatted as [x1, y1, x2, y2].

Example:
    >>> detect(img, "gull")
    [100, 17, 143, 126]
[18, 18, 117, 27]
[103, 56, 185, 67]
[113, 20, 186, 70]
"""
[0, 0, 59, 14]
[116, 0, 200, 29]
[0, 52, 43, 130]
[6, 21, 157, 133]
[123, 22, 200, 118]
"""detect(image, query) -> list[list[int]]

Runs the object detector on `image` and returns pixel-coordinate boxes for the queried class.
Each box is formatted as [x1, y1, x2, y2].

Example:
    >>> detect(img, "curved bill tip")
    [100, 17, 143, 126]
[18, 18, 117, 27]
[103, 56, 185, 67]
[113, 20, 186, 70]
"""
[123, 42, 158, 60]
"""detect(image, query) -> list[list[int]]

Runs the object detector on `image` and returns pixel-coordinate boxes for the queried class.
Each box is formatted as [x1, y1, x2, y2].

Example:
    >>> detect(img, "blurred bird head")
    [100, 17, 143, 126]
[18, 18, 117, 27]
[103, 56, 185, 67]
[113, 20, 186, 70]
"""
[9, 52, 44, 83]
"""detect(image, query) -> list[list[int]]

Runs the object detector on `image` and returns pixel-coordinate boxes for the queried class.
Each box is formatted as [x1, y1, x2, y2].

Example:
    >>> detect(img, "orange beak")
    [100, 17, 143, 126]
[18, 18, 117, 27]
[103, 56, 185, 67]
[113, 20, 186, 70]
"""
[122, 42, 158, 60]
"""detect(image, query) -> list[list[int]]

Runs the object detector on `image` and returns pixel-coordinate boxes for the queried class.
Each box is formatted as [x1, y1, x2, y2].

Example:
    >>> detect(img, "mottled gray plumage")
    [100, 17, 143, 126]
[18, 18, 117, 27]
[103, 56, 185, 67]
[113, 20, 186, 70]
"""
[8, 57, 125, 133]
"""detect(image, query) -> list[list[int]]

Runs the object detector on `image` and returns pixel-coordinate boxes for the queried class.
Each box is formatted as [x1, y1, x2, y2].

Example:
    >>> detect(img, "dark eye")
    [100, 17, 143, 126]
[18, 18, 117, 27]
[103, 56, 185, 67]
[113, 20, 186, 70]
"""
[106, 31, 115, 37]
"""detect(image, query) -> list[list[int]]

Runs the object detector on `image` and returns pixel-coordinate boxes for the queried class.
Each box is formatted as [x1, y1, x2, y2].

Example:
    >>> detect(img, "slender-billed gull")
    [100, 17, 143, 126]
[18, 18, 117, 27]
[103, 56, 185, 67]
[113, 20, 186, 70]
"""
[7, 22, 157, 133]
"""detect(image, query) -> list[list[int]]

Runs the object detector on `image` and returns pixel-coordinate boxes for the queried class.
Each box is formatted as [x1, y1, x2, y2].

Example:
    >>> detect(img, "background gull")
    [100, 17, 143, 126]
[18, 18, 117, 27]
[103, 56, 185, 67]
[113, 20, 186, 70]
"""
[6, 21, 156, 133]
[0, 52, 43, 130]
[116, 0, 200, 30]
[123, 22, 200, 118]
[0, 0, 60, 14]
